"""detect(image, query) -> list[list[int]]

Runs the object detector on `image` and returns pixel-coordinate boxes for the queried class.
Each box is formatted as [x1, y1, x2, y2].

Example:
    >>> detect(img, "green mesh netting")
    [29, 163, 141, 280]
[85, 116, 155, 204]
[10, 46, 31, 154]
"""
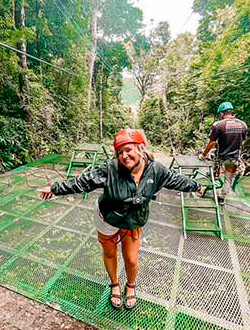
[0, 155, 249, 330]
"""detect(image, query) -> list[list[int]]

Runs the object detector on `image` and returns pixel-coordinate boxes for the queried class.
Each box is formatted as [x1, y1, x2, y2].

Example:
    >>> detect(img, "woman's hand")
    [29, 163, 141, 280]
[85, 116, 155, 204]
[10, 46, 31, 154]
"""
[37, 186, 55, 200]
[198, 153, 206, 161]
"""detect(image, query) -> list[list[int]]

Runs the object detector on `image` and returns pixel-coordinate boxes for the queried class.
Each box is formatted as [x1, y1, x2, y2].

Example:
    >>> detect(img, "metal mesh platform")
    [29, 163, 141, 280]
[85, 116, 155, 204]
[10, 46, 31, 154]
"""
[0, 162, 249, 330]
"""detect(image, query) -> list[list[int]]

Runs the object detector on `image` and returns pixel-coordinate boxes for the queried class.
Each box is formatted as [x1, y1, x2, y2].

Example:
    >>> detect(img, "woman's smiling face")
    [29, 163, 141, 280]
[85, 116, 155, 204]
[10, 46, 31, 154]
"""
[117, 143, 141, 170]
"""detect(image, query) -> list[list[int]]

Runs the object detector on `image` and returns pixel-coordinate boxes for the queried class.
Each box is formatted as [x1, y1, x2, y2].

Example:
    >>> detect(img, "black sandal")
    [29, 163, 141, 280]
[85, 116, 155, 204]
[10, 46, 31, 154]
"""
[124, 282, 136, 309]
[109, 283, 122, 309]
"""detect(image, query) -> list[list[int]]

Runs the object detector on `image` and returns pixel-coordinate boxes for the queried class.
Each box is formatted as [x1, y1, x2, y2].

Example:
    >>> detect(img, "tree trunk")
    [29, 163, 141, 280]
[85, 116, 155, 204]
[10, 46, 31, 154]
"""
[12, 0, 15, 26]
[35, 0, 43, 75]
[162, 85, 176, 155]
[139, 93, 145, 109]
[65, 77, 71, 112]
[87, 0, 98, 113]
[15, 0, 30, 123]
[139, 83, 146, 109]
[35, 0, 41, 57]
[98, 64, 103, 142]
[162, 85, 168, 109]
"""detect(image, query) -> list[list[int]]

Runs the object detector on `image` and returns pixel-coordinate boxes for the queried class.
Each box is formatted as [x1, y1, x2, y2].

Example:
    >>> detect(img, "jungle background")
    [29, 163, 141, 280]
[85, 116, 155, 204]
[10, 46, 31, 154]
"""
[0, 0, 249, 172]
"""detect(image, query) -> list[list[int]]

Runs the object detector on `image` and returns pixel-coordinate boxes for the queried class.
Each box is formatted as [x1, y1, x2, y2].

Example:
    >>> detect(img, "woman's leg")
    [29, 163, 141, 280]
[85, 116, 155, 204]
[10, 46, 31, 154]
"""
[98, 232, 121, 305]
[121, 229, 141, 307]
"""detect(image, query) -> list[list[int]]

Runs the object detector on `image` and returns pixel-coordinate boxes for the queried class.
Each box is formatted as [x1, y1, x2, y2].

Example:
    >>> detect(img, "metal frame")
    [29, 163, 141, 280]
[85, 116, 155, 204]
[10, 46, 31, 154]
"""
[66, 145, 110, 200]
[170, 156, 223, 239]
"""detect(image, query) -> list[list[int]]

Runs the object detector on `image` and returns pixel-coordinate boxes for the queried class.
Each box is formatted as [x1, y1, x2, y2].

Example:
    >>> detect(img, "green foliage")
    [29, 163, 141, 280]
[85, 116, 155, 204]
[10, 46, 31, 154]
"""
[126, 28, 166, 104]
[193, 0, 250, 128]
[139, 0, 250, 152]
[133, 34, 151, 56]
[139, 98, 166, 145]
[0, 116, 30, 171]
[103, 102, 132, 138]
[121, 78, 140, 106]
[99, 0, 143, 39]
[149, 21, 171, 46]
[100, 69, 133, 137]
[97, 41, 130, 75]
[193, 0, 235, 15]
[0, 0, 143, 171]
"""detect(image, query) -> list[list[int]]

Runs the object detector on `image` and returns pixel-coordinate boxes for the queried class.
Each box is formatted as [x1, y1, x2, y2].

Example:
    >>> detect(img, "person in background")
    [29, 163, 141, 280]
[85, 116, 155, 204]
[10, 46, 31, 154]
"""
[39, 129, 204, 309]
[199, 102, 248, 205]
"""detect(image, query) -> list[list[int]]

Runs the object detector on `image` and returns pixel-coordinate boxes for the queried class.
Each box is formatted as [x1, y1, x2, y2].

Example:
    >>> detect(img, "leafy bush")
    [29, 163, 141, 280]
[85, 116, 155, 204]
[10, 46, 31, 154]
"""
[0, 116, 31, 171]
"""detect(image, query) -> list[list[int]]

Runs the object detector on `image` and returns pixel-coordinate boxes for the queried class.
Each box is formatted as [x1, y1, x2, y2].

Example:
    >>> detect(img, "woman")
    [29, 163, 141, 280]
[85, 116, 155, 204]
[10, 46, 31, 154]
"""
[39, 129, 204, 309]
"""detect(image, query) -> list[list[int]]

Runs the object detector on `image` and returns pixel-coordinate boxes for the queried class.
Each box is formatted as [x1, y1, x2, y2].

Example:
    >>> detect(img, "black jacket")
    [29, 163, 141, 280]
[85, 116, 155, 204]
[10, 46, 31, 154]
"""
[51, 159, 200, 229]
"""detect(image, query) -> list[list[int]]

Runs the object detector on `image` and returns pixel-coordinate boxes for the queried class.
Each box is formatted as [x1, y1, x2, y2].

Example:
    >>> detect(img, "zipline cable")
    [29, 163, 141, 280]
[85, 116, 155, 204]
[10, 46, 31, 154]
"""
[157, 62, 250, 95]
[59, 0, 113, 72]
[1, 65, 79, 107]
[3, 2, 247, 88]
[4, 0, 111, 74]
[64, 0, 119, 70]
[0, 41, 80, 77]
[178, 11, 195, 34]
[192, 63, 250, 83]
[54, 0, 113, 73]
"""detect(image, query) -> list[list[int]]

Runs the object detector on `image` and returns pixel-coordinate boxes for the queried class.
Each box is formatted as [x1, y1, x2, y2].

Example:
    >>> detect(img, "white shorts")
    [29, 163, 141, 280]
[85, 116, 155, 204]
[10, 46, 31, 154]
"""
[94, 199, 120, 236]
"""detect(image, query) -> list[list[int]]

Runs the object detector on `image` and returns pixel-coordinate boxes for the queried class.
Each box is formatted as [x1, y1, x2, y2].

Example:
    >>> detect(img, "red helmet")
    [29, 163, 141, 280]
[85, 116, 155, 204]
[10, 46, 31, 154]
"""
[113, 129, 147, 150]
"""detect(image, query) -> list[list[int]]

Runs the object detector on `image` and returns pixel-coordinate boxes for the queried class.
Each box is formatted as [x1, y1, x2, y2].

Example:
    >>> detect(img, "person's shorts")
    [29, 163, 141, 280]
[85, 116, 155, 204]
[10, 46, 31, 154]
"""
[94, 199, 120, 236]
[97, 228, 142, 244]
[94, 199, 142, 243]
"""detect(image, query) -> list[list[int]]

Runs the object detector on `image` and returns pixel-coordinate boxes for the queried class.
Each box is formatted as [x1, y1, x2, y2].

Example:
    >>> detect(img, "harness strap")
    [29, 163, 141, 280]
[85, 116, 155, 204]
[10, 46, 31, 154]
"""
[123, 196, 148, 205]
[116, 228, 141, 244]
